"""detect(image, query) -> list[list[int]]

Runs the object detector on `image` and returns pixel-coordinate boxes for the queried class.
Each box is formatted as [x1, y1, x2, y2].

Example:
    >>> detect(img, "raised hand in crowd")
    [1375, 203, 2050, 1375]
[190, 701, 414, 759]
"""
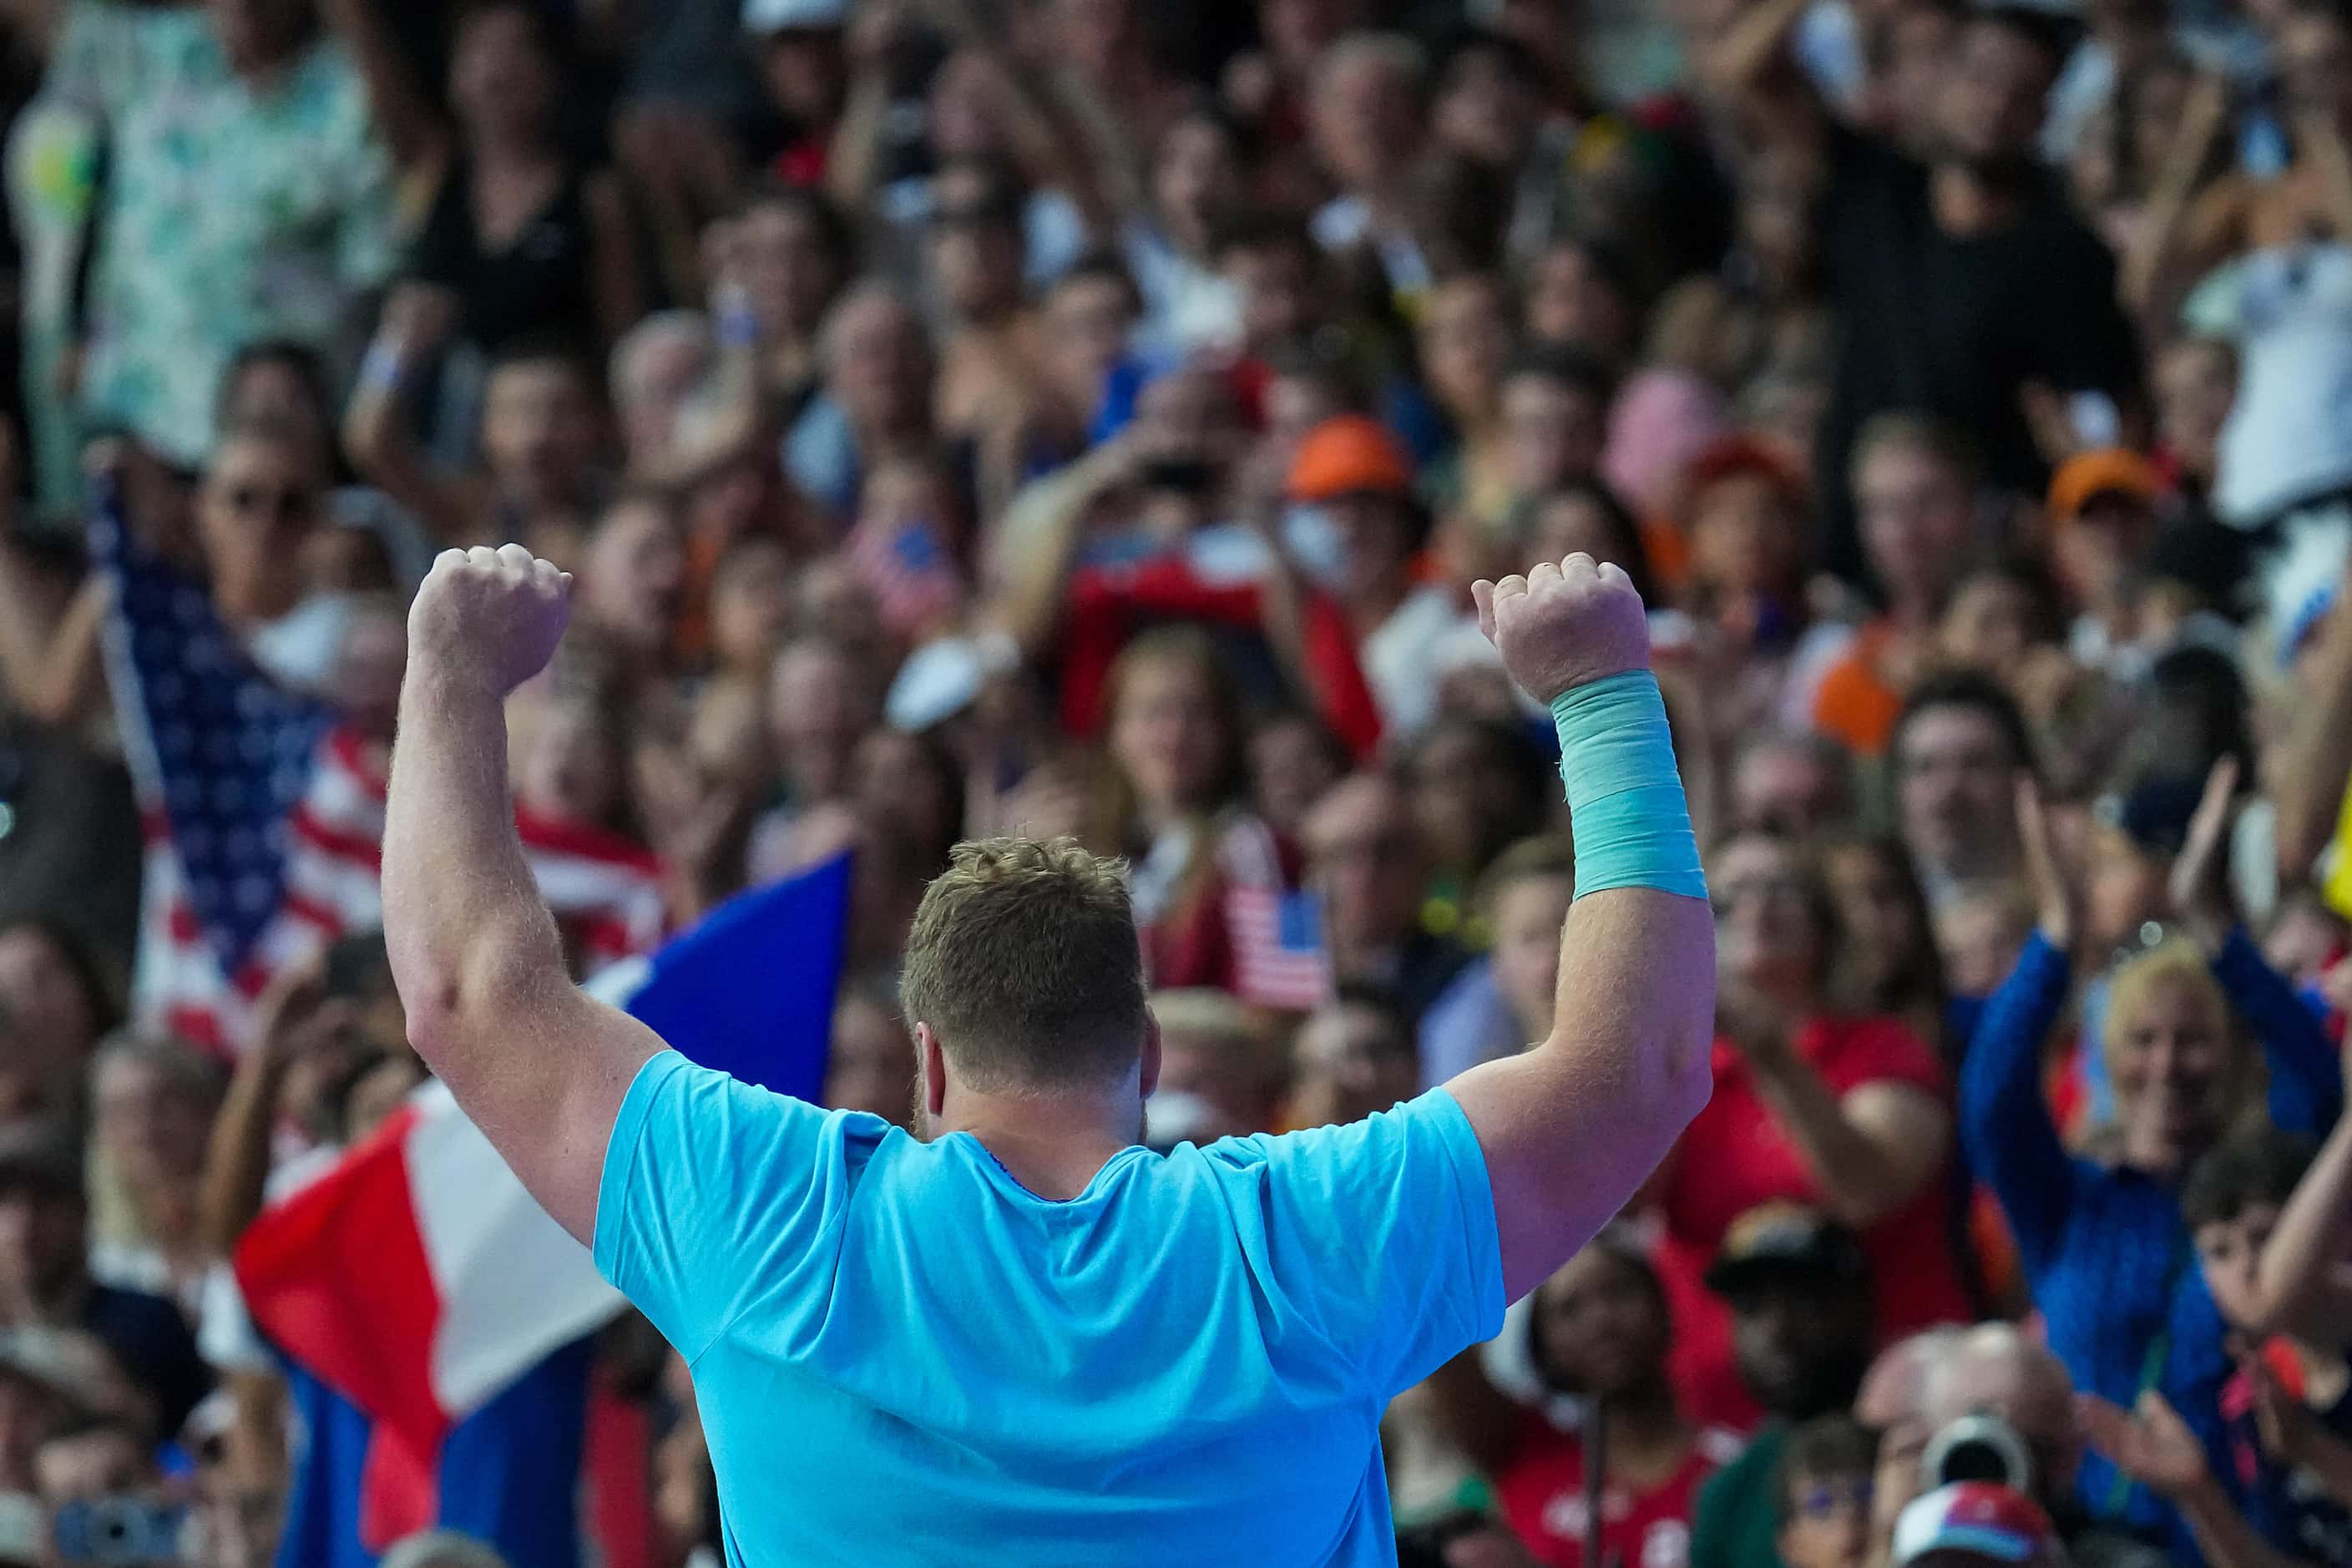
[2167, 756, 2243, 950]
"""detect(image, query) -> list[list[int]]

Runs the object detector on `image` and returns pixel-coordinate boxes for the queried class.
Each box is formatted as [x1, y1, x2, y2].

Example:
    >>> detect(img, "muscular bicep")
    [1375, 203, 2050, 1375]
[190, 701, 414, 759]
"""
[1450, 1042, 1702, 1303]
[439, 979, 669, 1247]
[1447, 885, 1717, 1303]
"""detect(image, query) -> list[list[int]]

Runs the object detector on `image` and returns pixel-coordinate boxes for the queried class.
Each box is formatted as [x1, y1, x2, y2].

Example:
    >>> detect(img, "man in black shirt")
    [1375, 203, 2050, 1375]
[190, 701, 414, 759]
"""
[1708, 0, 2145, 585]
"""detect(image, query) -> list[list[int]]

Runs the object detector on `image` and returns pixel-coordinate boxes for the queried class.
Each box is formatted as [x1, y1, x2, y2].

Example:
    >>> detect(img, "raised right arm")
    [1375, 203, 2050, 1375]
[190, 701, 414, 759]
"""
[1444, 558, 1715, 1303]
[1956, 780, 2080, 1269]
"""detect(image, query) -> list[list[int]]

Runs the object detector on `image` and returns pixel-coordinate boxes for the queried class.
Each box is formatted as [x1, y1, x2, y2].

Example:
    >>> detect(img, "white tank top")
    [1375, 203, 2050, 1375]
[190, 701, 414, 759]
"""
[2214, 243, 2352, 524]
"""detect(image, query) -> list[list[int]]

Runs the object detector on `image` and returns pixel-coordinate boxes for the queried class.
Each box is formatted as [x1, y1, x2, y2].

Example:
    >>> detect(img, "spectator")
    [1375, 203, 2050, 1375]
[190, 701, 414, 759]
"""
[1246, 709, 1348, 846]
[1689, 1207, 1879, 1568]
[2048, 448, 2168, 678]
[87, 1033, 225, 1314]
[1145, 988, 1286, 1145]
[345, 331, 612, 551]
[0, 1123, 207, 1440]
[1820, 834, 1956, 1050]
[787, 281, 937, 524]
[382, 0, 644, 357]
[1419, 834, 1574, 1088]
[0, 920, 117, 1110]
[1891, 673, 2035, 905]
[1402, 717, 1555, 921]
[1308, 34, 1431, 299]
[1289, 985, 1419, 1129]
[1965, 766, 2341, 1548]
[1653, 829, 1972, 1424]
[1284, 413, 1454, 737]
[1511, 479, 1659, 608]
[69, 0, 397, 467]
[1771, 1414, 1878, 1568]
[1103, 629, 1316, 1008]
[824, 971, 918, 1125]
[1674, 434, 1816, 738]
[33, 1409, 157, 1509]
[1445, 1235, 1743, 1568]
[1707, 0, 2145, 584]
[1302, 773, 1468, 1026]
[611, 312, 718, 478]
[2181, 1128, 2352, 1564]
[1801, 414, 1985, 757]
[1909, 1324, 2169, 1568]
[1727, 732, 1859, 841]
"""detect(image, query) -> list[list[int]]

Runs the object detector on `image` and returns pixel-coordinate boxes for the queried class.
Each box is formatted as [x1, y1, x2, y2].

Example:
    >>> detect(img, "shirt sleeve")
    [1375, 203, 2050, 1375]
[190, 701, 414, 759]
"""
[1250, 1086, 1505, 1399]
[1959, 931, 2081, 1276]
[593, 1051, 851, 1364]
[2210, 927, 2346, 1136]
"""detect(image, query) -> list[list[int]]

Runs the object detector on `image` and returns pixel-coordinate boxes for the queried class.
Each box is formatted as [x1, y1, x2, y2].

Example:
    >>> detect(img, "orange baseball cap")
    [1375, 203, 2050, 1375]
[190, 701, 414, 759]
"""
[1287, 415, 1415, 501]
[2047, 448, 2160, 523]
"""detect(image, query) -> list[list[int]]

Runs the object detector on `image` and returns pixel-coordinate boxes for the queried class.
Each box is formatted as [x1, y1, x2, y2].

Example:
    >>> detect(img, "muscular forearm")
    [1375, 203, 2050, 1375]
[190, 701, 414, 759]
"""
[382, 660, 567, 1087]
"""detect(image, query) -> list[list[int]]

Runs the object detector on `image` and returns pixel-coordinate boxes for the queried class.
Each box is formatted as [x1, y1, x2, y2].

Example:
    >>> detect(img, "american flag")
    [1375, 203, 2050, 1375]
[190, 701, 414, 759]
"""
[845, 518, 964, 639]
[1214, 817, 1331, 1012]
[92, 494, 666, 1056]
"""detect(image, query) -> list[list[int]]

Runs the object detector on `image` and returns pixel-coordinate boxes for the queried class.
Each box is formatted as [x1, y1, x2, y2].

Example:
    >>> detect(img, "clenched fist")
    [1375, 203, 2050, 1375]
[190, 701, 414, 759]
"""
[1474, 553, 1650, 706]
[408, 544, 572, 697]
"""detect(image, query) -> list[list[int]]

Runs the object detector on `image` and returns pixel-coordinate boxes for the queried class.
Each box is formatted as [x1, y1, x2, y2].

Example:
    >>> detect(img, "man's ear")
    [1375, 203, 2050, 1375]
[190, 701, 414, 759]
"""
[915, 1021, 948, 1119]
[1138, 1016, 1162, 1100]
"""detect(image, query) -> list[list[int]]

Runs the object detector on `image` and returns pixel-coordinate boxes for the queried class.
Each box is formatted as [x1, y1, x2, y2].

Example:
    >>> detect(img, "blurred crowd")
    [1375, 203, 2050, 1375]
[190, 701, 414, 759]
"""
[5, 0, 2352, 1560]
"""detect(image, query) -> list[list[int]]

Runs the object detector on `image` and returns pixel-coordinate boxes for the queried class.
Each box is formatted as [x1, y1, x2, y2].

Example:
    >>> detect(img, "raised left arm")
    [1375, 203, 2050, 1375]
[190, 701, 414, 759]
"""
[383, 544, 666, 1242]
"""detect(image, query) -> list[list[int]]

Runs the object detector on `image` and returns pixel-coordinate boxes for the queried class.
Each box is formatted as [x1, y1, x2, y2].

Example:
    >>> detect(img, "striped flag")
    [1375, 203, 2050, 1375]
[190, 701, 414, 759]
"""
[91, 492, 667, 1055]
[1225, 885, 1333, 1012]
[234, 855, 852, 1557]
[1215, 817, 1331, 1012]
[845, 518, 964, 639]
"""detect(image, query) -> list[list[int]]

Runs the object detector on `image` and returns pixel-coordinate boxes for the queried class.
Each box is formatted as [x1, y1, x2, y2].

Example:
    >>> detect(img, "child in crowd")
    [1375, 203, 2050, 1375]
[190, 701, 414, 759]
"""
[1773, 1414, 1878, 1568]
[2186, 1128, 2352, 1565]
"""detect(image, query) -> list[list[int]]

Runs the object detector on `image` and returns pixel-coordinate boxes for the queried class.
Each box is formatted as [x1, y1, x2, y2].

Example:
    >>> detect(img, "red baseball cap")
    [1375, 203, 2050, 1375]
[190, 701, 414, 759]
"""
[1684, 432, 1808, 505]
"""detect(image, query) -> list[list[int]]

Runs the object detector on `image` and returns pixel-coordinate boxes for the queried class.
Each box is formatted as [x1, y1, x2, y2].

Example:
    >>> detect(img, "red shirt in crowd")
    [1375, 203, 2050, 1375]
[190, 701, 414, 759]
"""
[1654, 1015, 1975, 1428]
[1495, 1413, 1744, 1568]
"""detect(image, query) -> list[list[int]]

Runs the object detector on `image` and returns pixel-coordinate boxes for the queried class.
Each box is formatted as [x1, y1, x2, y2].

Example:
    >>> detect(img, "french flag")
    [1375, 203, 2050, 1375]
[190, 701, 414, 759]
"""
[233, 855, 853, 1560]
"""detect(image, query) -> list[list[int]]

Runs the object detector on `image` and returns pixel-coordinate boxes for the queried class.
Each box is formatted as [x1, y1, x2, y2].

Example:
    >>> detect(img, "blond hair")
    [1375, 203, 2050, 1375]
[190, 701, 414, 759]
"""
[2095, 939, 2264, 1151]
[2102, 939, 2229, 1061]
[898, 837, 1146, 1090]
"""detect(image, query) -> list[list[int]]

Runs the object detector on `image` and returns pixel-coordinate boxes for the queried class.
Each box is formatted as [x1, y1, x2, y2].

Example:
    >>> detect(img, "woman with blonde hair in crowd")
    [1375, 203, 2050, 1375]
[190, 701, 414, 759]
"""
[1962, 762, 2341, 1551]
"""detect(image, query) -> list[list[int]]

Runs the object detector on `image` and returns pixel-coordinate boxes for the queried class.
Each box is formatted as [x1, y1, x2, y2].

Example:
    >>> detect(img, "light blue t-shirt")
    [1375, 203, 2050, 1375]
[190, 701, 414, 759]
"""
[594, 1051, 1505, 1566]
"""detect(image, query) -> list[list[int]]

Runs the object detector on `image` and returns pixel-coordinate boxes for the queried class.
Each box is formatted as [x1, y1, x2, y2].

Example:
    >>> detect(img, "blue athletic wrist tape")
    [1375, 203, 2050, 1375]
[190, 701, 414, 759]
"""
[1551, 671, 1707, 901]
